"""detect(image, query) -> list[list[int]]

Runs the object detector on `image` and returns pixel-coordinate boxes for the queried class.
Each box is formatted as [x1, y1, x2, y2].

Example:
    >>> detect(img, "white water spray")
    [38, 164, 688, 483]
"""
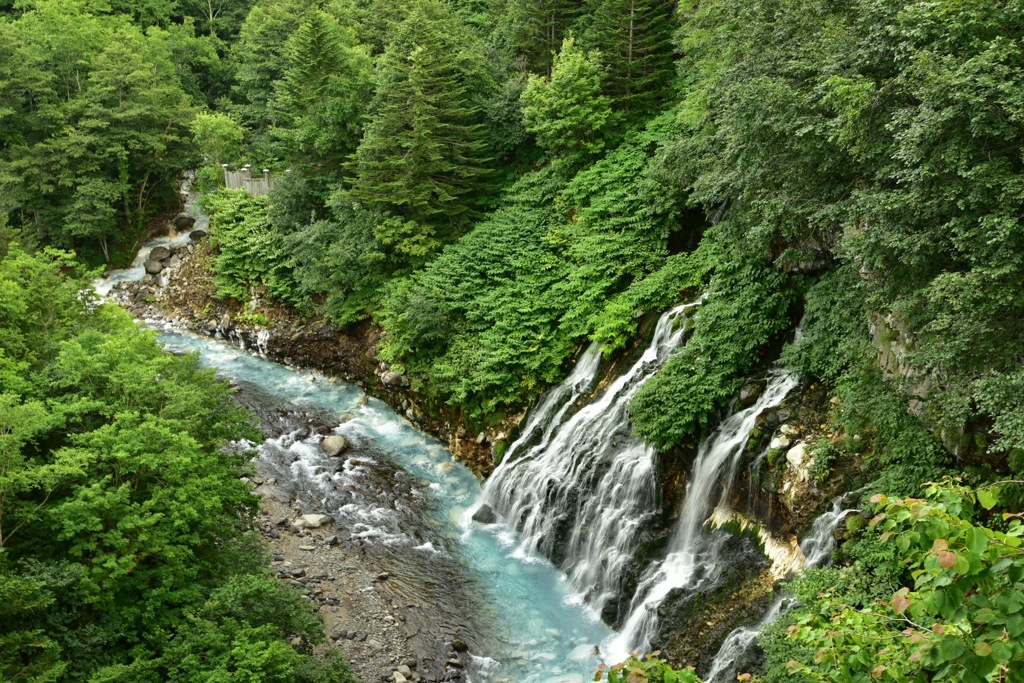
[476, 299, 704, 616]
[701, 493, 859, 683]
[605, 371, 799, 662]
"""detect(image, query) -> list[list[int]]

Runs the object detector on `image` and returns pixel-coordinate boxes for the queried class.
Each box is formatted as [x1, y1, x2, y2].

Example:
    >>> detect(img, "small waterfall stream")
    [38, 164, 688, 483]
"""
[701, 494, 859, 683]
[475, 300, 703, 617]
[605, 372, 799, 661]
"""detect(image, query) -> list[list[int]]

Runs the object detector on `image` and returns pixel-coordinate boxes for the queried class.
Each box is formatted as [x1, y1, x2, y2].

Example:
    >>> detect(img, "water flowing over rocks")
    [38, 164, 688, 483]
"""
[473, 301, 704, 627]
[96, 192, 862, 678]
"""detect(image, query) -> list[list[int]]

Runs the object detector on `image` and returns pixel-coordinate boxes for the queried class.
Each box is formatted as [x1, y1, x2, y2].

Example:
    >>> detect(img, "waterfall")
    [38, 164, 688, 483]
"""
[701, 598, 790, 683]
[605, 371, 799, 662]
[701, 493, 859, 683]
[474, 298, 704, 617]
[799, 494, 858, 568]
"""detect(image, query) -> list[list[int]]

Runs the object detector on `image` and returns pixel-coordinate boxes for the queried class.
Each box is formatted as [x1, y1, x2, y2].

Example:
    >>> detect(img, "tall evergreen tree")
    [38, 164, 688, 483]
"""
[230, 0, 313, 154]
[505, 0, 583, 74]
[346, 0, 494, 261]
[273, 11, 373, 177]
[520, 35, 613, 170]
[581, 0, 676, 114]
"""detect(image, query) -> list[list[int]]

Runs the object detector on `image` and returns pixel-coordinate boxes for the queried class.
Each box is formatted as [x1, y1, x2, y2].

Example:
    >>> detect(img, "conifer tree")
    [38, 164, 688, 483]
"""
[520, 35, 612, 171]
[581, 0, 675, 114]
[506, 0, 584, 74]
[273, 11, 373, 176]
[347, 0, 494, 261]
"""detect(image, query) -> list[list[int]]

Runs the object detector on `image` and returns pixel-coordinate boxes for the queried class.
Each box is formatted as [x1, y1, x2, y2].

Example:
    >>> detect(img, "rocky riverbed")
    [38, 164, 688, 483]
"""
[231, 384, 491, 683]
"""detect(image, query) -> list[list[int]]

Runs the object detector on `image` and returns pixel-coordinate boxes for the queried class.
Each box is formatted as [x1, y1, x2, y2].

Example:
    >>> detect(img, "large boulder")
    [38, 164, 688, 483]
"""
[297, 513, 333, 529]
[173, 214, 195, 230]
[143, 259, 163, 274]
[149, 246, 172, 261]
[471, 504, 497, 524]
[382, 371, 409, 388]
[321, 434, 349, 457]
[738, 379, 767, 407]
[189, 229, 208, 240]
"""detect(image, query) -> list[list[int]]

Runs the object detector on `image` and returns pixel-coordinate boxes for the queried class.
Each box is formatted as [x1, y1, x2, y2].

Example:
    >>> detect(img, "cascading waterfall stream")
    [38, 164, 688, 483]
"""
[701, 493, 860, 683]
[605, 371, 799, 662]
[474, 299, 704, 617]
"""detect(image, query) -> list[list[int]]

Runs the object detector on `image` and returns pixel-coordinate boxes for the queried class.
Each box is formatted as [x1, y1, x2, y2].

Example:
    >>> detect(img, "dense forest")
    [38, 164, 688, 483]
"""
[2, 0, 1024, 680]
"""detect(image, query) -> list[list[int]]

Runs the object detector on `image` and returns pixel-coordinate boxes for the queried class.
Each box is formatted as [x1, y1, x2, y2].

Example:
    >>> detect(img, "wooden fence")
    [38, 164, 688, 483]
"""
[222, 164, 276, 196]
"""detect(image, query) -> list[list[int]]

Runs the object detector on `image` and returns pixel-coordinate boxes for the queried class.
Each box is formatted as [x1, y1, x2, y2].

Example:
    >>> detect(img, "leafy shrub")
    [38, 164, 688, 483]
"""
[203, 190, 299, 306]
[780, 481, 1024, 682]
[629, 253, 796, 450]
[597, 654, 701, 683]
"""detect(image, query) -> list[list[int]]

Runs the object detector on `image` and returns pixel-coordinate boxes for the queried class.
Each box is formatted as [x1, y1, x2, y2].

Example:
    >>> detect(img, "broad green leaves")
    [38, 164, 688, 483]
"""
[522, 36, 613, 172]
[0, 248, 346, 682]
[784, 481, 1024, 682]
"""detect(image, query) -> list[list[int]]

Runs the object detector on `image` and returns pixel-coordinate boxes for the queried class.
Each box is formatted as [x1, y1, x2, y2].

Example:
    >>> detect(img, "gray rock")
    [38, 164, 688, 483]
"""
[382, 371, 409, 388]
[325, 535, 339, 545]
[173, 214, 196, 230]
[397, 666, 413, 677]
[254, 484, 291, 504]
[471, 504, 497, 525]
[149, 246, 172, 261]
[298, 513, 333, 528]
[321, 435, 349, 457]
[451, 639, 469, 653]
[403, 659, 418, 670]
[168, 255, 182, 269]
[475, 432, 486, 445]
[143, 259, 163, 274]
[738, 379, 766, 407]
[393, 674, 408, 683]
[189, 228, 208, 240]
[299, 544, 316, 551]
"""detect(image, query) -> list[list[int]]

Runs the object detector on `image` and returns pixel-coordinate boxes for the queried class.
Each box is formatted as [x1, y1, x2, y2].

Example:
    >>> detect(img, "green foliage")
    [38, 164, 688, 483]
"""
[272, 10, 373, 177]
[580, 0, 676, 115]
[229, 0, 313, 156]
[204, 189, 299, 305]
[0, 247, 350, 683]
[780, 481, 1024, 682]
[521, 36, 614, 172]
[347, 0, 495, 262]
[284, 199, 393, 324]
[378, 113, 707, 418]
[191, 111, 246, 191]
[597, 654, 702, 683]
[630, 253, 795, 449]
[0, 2, 197, 262]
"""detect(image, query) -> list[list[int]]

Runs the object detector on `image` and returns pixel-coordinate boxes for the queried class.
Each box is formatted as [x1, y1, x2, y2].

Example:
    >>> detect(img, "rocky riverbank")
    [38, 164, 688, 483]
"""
[104, 218, 850, 679]
[231, 385, 490, 683]
[107, 236, 511, 478]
